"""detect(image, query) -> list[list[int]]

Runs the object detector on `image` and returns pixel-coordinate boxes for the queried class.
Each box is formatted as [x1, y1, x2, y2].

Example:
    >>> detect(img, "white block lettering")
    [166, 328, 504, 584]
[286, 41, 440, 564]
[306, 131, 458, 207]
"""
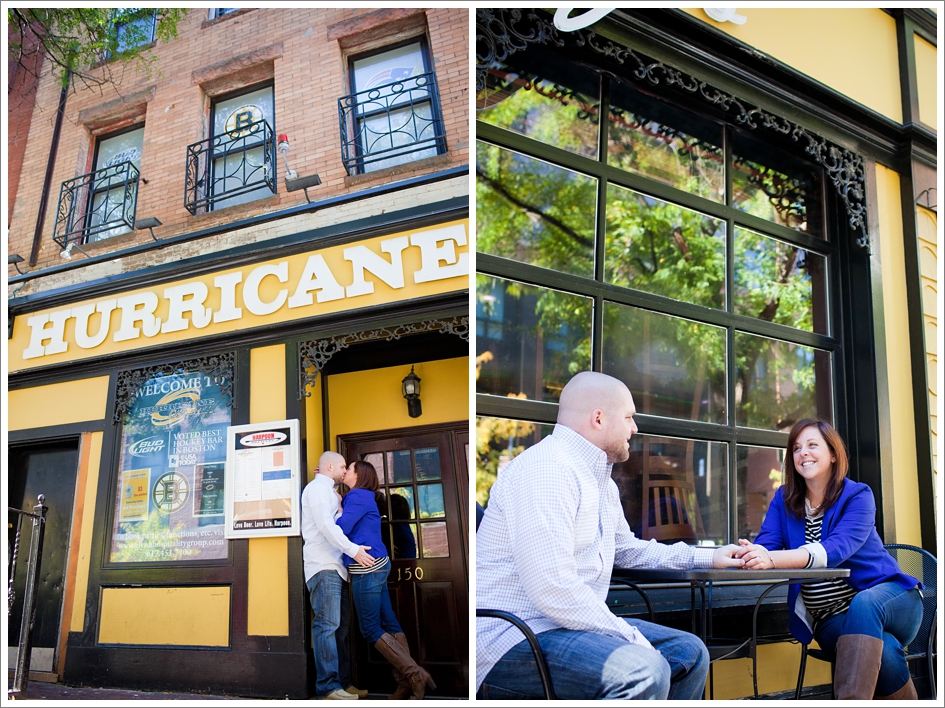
[73, 299, 117, 349]
[288, 254, 344, 308]
[344, 236, 409, 297]
[411, 225, 469, 283]
[113, 292, 162, 342]
[162, 282, 212, 333]
[243, 262, 288, 316]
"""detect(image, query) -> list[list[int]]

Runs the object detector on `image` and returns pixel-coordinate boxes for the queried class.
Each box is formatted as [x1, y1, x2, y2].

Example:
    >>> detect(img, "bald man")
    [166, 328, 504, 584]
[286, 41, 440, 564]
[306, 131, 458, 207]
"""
[476, 372, 743, 700]
[301, 451, 374, 700]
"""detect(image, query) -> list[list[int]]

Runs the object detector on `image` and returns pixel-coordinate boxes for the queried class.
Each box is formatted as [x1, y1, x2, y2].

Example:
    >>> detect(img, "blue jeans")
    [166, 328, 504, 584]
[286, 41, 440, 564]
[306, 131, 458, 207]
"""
[306, 570, 351, 698]
[814, 582, 922, 695]
[478, 618, 709, 700]
[349, 562, 403, 644]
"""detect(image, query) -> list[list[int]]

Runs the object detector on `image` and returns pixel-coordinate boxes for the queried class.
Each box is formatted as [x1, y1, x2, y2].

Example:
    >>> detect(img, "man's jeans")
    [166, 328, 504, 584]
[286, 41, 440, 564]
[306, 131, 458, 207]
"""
[813, 582, 922, 695]
[478, 617, 709, 700]
[307, 570, 350, 698]
[350, 562, 402, 644]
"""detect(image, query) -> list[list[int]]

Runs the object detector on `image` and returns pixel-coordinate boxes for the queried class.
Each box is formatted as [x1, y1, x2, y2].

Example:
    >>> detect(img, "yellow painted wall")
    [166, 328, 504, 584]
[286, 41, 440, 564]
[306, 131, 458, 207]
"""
[916, 207, 938, 529]
[683, 8, 902, 123]
[247, 344, 289, 636]
[304, 375, 324, 484]
[99, 587, 230, 646]
[69, 431, 103, 632]
[328, 357, 469, 442]
[913, 33, 938, 130]
[875, 164, 922, 546]
[8, 375, 110, 430]
[710, 640, 833, 699]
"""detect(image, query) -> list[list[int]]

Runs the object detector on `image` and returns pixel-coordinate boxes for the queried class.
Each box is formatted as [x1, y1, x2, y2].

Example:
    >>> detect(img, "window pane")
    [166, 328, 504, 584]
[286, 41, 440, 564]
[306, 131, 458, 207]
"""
[477, 48, 601, 158]
[612, 434, 728, 546]
[476, 417, 554, 506]
[414, 447, 440, 481]
[211, 86, 275, 210]
[114, 11, 155, 53]
[735, 332, 832, 431]
[352, 43, 425, 103]
[388, 486, 415, 520]
[608, 79, 724, 202]
[361, 452, 385, 484]
[736, 445, 786, 542]
[476, 142, 596, 276]
[390, 522, 418, 559]
[734, 227, 828, 333]
[417, 484, 445, 518]
[732, 131, 823, 237]
[387, 451, 413, 484]
[602, 302, 727, 424]
[476, 275, 593, 402]
[359, 103, 438, 172]
[420, 522, 449, 558]
[605, 184, 726, 308]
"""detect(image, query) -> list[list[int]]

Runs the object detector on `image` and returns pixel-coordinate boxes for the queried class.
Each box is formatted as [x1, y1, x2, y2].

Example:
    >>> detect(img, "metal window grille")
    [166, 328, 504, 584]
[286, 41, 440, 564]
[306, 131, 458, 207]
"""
[184, 118, 276, 214]
[53, 161, 140, 248]
[338, 71, 447, 175]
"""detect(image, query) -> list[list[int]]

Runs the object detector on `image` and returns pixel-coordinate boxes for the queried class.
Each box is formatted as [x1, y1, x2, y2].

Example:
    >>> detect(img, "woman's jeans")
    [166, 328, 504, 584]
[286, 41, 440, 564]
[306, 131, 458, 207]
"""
[478, 617, 709, 700]
[350, 561, 403, 644]
[813, 582, 922, 695]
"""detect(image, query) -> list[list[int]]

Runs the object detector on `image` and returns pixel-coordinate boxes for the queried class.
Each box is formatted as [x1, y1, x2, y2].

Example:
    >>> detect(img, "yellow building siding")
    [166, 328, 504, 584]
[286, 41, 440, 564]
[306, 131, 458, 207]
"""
[683, 8, 902, 123]
[916, 207, 938, 528]
[874, 164, 922, 545]
[69, 432, 103, 633]
[8, 376, 110, 430]
[710, 640, 832, 699]
[99, 587, 230, 646]
[247, 344, 289, 636]
[328, 357, 469, 440]
[913, 33, 938, 130]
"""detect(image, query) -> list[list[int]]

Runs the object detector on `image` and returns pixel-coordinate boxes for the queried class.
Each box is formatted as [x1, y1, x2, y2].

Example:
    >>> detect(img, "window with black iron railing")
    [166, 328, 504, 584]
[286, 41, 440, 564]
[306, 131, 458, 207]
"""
[339, 69, 447, 175]
[53, 160, 140, 249]
[184, 118, 276, 214]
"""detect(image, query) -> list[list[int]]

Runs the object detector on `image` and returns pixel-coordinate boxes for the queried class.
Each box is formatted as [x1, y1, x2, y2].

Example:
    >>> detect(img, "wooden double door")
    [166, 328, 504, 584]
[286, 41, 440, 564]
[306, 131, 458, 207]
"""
[339, 422, 468, 698]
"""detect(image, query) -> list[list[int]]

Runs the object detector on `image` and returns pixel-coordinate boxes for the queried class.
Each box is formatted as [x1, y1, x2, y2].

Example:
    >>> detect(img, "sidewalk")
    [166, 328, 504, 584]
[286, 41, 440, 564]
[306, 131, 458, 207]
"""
[8, 680, 245, 701]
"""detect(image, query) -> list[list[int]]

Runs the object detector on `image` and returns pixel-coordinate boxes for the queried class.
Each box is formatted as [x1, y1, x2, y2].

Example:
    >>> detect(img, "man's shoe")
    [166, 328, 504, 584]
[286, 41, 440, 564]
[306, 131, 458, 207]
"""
[345, 685, 368, 699]
[322, 688, 359, 700]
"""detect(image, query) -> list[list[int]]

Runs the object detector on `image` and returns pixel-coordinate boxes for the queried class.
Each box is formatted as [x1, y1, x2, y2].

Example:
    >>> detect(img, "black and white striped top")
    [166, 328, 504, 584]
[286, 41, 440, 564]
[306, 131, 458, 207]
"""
[348, 555, 390, 575]
[800, 512, 856, 623]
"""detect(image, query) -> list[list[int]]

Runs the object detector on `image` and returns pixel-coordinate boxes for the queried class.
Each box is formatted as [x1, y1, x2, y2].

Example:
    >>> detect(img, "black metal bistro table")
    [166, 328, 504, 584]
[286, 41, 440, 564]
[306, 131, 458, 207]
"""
[611, 567, 851, 698]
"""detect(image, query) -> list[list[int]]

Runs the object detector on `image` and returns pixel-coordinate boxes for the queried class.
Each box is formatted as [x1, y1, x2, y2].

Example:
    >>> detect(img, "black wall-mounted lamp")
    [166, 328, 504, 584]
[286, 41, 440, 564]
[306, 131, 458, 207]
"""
[8, 254, 26, 275]
[402, 365, 422, 418]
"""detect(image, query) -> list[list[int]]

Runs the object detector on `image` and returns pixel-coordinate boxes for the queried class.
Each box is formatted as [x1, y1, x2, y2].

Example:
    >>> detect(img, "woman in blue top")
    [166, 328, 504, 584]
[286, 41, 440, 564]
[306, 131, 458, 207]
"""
[338, 460, 435, 700]
[735, 419, 922, 700]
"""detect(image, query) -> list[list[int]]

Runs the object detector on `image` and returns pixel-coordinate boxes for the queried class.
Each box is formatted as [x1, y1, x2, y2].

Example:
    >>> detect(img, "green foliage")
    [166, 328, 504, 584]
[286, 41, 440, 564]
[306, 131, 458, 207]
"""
[8, 8, 186, 90]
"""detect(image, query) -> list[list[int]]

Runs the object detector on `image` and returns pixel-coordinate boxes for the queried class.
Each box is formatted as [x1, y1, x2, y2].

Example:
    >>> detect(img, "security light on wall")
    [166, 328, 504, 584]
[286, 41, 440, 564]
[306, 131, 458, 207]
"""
[135, 216, 163, 241]
[8, 254, 26, 275]
[278, 133, 321, 203]
[60, 242, 89, 260]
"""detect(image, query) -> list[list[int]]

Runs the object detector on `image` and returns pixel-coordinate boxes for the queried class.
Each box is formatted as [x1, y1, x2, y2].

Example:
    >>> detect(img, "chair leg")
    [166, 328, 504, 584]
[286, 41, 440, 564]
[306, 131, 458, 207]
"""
[795, 644, 808, 700]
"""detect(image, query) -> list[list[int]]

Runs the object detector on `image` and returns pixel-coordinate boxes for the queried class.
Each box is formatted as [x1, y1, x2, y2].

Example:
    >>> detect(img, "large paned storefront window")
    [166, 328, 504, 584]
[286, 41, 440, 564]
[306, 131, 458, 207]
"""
[475, 23, 849, 545]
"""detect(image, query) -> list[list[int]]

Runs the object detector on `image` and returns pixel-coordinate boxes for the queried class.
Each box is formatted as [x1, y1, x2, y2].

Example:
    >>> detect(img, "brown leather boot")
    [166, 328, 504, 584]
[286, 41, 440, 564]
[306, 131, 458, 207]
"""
[386, 633, 413, 700]
[834, 634, 884, 700]
[875, 676, 918, 700]
[374, 632, 436, 700]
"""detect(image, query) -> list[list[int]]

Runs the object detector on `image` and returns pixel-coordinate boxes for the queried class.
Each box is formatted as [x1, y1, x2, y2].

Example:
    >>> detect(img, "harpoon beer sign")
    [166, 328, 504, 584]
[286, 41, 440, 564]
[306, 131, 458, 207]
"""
[224, 419, 301, 539]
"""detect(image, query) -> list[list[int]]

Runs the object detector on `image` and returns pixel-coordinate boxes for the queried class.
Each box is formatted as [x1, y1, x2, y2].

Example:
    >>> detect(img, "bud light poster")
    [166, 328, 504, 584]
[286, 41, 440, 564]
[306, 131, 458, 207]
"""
[110, 370, 230, 562]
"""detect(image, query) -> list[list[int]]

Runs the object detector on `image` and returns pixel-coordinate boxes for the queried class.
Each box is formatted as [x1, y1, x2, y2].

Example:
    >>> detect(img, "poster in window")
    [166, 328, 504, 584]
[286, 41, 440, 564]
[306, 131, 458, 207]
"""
[109, 370, 230, 562]
[224, 419, 301, 539]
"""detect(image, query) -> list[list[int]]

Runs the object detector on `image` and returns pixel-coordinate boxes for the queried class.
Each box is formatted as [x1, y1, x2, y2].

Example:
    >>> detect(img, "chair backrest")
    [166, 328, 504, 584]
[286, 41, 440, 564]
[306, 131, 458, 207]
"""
[885, 544, 937, 656]
[634, 439, 704, 542]
[476, 502, 484, 532]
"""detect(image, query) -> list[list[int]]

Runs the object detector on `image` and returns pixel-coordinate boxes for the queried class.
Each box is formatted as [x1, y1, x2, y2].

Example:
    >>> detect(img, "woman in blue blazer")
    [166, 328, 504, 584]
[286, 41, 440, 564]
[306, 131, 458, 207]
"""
[338, 460, 435, 699]
[735, 419, 921, 700]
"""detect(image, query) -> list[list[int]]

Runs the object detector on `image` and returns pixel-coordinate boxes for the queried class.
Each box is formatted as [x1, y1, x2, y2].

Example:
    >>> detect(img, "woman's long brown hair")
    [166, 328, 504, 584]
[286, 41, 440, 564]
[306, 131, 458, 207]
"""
[349, 460, 380, 492]
[783, 418, 849, 519]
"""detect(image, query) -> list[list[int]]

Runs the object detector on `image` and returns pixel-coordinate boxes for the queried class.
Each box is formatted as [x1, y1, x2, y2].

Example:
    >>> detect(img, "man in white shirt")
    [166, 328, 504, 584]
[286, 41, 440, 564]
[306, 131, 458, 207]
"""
[476, 372, 743, 700]
[302, 451, 374, 700]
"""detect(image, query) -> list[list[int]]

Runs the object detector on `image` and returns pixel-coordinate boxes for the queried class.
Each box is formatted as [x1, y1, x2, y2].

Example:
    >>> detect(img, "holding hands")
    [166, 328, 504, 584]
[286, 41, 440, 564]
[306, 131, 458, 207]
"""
[711, 544, 746, 569]
[734, 539, 775, 569]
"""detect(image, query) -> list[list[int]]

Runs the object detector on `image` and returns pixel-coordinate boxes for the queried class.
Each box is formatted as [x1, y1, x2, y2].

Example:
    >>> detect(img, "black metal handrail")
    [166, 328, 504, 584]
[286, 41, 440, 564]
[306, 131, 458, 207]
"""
[53, 161, 139, 247]
[184, 118, 276, 214]
[8, 496, 48, 700]
[338, 71, 446, 175]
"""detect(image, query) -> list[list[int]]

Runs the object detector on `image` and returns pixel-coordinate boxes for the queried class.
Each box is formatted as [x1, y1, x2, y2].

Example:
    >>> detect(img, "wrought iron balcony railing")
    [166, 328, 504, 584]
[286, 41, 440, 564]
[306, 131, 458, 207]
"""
[338, 71, 447, 175]
[184, 118, 276, 214]
[53, 161, 139, 247]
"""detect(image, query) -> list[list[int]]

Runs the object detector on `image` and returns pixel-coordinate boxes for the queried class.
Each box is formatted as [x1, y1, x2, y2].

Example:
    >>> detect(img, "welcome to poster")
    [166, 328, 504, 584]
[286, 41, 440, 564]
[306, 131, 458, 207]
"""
[109, 369, 230, 562]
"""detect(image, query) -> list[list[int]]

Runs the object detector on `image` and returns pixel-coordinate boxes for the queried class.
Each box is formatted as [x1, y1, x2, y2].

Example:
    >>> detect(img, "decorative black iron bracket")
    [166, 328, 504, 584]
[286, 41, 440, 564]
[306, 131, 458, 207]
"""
[113, 352, 236, 424]
[298, 316, 469, 398]
[475, 8, 869, 249]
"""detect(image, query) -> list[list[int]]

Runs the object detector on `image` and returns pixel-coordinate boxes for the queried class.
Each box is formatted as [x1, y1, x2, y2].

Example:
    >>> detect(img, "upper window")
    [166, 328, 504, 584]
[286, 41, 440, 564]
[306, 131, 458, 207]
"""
[476, 40, 840, 546]
[185, 84, 276, 214]
[339, 39, 447, 175]
[104, 9, 157, 58]
[54, 125, 143, 249]
[209, 9, 239, 21]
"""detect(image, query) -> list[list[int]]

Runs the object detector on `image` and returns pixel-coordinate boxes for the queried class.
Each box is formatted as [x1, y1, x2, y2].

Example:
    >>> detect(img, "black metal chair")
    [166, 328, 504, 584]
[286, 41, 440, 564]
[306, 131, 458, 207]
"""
[794, 544, 937, 699]
[475, 502, 556, 699]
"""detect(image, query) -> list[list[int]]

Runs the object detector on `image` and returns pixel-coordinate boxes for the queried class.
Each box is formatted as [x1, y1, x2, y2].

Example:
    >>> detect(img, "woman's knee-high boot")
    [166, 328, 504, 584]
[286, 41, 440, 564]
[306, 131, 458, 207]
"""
[833, 634, 884, 700]
[374, 632, 436, 700]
